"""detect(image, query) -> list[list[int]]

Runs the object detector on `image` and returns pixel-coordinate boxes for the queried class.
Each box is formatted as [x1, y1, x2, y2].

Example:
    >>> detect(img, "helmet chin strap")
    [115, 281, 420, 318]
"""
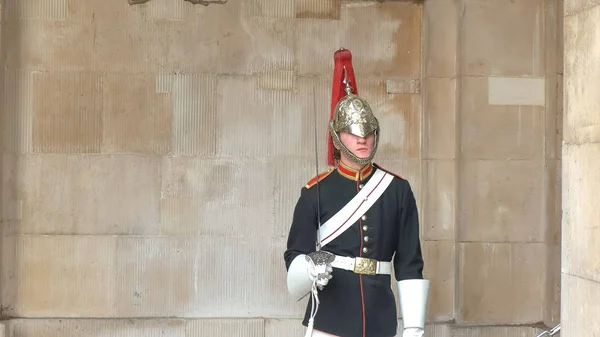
[329, 125, 379, 166]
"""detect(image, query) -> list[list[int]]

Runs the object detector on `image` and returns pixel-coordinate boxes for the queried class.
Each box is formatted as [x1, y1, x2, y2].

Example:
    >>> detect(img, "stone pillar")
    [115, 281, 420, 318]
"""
[423, 0, 562, 331]
[562, 1, 600, 335]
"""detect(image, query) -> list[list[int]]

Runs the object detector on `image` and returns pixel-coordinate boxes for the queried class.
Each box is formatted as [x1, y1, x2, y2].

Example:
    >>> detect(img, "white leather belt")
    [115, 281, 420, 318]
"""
[331, 255, 392, 275]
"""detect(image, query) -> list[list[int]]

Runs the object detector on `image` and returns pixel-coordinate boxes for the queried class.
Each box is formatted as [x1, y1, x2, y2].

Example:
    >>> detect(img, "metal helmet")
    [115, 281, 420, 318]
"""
[328, 64, 380, 166]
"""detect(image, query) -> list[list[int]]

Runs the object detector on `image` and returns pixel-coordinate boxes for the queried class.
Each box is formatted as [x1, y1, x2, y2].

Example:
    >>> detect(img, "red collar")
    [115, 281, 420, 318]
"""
[337, 161, 374, 181]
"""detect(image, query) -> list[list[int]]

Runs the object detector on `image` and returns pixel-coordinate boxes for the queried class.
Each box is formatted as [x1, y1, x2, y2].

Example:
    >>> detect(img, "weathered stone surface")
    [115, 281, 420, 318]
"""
[2, 70, 35, 153]
[358, 80, 421, 159]
[459, 160, 544, 243]
[461, 77, 544, 160]
[562, 144, 600, 283]
[461, 0, 544, 76]
[564, 0, 600, 16]
[423, 241, 454, 321]
[8, 318, 264, 337]
[295, 0, 340, 19]
[32, 72, 102, 153]
[102, 73, 172, 155]
[295, 2, 421, 77]
[10, 235, 118, 316]
[244, 0, 295, 18]
[487, 77, 545, 106]
[563, 4, 600, 144]
[114, 236, 302, 317]
[4, 16, 94, 71]
[5, 154, 161, 235]
[160, 157, 275, 238]
[423, 160, 455, 241]
[423, 0, 458, 78]
[458, 243, 546, 324]
[453, 326, 545, 337]
[423, 78, 456, 159]
[561, 274, 600, 336]
[156, 73, 218, 156]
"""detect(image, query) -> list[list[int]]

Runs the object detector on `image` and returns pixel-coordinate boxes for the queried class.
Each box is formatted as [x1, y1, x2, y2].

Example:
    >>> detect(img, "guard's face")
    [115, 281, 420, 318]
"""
[339, 131, 375, 159]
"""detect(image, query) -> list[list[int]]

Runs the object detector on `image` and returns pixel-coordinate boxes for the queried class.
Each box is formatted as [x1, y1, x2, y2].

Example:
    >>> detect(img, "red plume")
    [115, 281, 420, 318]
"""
[328, 48, 359, 166]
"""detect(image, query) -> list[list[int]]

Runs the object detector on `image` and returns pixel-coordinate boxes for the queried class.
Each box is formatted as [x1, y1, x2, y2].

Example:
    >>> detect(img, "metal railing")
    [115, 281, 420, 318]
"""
[536, 324, 561, 336]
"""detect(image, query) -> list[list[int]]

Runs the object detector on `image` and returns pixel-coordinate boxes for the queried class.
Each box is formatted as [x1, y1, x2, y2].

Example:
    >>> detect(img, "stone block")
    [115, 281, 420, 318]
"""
[461, 0, 544, 76]
[295, 0, 340, 19]
[423, 241, 455, 321]
[459, 160, 544, 243]
[562, 143, 600, 283]
[544, 73, 560, 159]
[564, 0, 600, 16]
[2, 70, 35, 153]
[239, 17, 295, 73]
[424, 324, 452, 337]
[4, 16, 94, 71]
[88, 0, 252, 73]
[265, 319, 305, 337]
[453, 326, 544, 337]
[458, 242, 546, 324]
[556, 74, 563, 160]
[216, 75, 274, 157]
[32, 72, 102, 153]
[3, 0, 68, 19]
[561, 273, 600, 336]
[423, 160, 455, 241]
[293, 19, 344, 77]
[8, 154, 161, 235]
[356, 79, 421, 159]
[544, 160, 561, 245]
[156, 73, 218, 156]
[563, 5, 600, 144]
[7, 318, 264, 337]
[144, 0, 187, 21]
[295, 2, 421, 77]
[243, 0, 295, 18]
[423, 0, 458, 78]
[114, 236, 304, 317]
[90, 1, 170, 73]
[10, 235, 118, 317]
[268, 76, 329, 159]
[102, 73, 172, 155]
[461, 77, 544, 160]
[544, 243, 561, 326]
[160, 157, 275, 237]
[423, 78, 456, 159]
[386, 78, 420, 95]
[487, 77, 545, 107]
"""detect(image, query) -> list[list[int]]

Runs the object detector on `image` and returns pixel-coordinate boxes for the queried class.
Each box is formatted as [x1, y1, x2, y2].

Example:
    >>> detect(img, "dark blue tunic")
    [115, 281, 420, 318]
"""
[284, 162, 424, 337]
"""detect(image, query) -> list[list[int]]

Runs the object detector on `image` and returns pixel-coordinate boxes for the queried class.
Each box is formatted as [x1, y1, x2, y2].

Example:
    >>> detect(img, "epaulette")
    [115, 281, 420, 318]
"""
[305, 167, 335, 189]
[373, 163, 404, 180]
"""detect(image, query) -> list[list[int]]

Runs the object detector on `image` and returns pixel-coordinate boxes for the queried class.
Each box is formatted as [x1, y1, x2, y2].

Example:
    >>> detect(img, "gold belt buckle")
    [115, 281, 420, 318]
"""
[353, 257, 377, 275]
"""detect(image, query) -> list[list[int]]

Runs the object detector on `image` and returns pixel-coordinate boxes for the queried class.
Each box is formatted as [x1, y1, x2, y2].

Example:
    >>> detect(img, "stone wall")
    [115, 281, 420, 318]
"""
[0, 0, 563, 336]
[562, 1, 600, 335]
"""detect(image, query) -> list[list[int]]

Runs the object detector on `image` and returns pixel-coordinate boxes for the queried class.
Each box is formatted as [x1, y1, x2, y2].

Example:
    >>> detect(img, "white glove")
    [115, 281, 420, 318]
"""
[402, 327, 424, 337]
[307, 260, 333, 290]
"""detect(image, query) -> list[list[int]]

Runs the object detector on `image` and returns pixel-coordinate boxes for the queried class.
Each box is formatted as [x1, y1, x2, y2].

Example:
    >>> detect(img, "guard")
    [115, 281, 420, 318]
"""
[283, 48, 430, 337]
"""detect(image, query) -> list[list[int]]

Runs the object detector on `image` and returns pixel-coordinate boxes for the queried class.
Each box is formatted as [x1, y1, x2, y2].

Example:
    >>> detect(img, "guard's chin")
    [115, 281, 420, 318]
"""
[353, 151, 371, 159]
